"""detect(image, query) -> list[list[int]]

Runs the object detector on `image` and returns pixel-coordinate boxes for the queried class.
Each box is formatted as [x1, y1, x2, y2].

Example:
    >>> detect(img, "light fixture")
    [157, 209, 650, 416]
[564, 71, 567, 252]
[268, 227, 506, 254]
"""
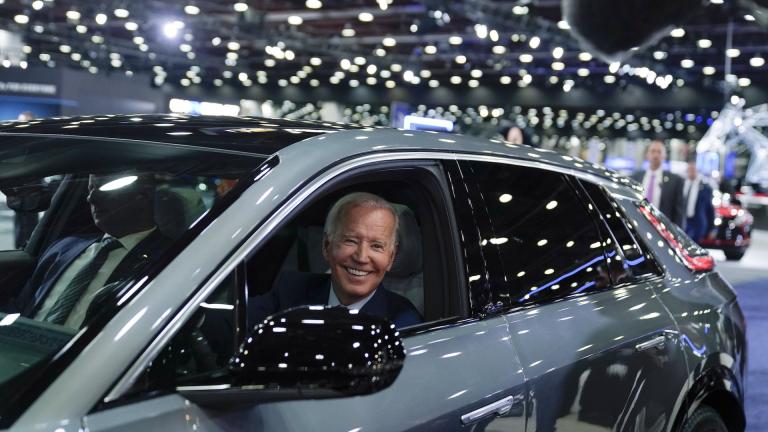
[750, 56, 765, 67]
[578, 52, 592, 61]
[697, 39, 712, 49]
[114, 8, 129, 18]
[14, 14, 29, 24]
[519, 53, 533, 63]
[448, 36, 462, 45]
[342, 27, 356, 37]
[726, 48, 740, 58]
[382, 37, 396, 47]
[702, 66, 716, 75]
[529, 36, 541, 49]
[551, 61, 565, 71]
[233, 2, 248, 12]
[455, 55, 467, 64]
[358, 12, 374, 22]
[184, 5, 200, 15]
[424, 45, 437, 55]
[287, 15, 303, 25]
[670, 28, 685, 38]
[66, 10, 81, 20]
[95, 13, 108, 25]
[552, 47, 564, 59]
[680, 59, 694, 68]
[306, 0, 322, 8]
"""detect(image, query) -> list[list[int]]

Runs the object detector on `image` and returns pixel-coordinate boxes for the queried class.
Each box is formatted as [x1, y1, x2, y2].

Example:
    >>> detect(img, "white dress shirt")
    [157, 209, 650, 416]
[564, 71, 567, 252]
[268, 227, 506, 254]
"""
[642, 167, 664, 209]
[328, 282, 376, 311]
[35, 227, 156, 328]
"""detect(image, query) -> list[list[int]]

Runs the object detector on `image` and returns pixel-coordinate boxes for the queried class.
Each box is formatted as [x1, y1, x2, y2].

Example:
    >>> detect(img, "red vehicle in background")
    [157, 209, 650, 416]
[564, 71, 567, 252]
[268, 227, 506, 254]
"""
[699, 191, 754, 260]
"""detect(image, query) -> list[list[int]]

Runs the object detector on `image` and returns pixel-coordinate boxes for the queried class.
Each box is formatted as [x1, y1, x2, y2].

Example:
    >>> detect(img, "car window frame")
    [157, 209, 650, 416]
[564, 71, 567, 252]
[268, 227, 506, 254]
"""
[97, 154, 468, 411]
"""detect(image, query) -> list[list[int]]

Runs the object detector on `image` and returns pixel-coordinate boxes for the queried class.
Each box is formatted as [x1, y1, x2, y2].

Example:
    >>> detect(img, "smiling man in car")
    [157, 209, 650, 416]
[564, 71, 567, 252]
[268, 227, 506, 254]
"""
[249, 192, 422, 328]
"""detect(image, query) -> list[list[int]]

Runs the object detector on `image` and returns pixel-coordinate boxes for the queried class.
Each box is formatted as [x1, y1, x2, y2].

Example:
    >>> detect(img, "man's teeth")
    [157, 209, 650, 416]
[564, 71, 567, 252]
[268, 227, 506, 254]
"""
[346, 267, 370, 276]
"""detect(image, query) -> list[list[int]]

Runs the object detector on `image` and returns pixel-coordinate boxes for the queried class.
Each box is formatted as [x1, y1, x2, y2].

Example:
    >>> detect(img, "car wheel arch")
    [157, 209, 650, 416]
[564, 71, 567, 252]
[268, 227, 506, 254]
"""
[672, 365, 745, 432]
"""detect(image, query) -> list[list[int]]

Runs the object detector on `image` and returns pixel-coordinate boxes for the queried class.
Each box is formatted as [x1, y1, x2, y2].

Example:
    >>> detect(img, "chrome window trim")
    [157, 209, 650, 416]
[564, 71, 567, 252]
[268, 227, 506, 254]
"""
[105, 150, 627, 402]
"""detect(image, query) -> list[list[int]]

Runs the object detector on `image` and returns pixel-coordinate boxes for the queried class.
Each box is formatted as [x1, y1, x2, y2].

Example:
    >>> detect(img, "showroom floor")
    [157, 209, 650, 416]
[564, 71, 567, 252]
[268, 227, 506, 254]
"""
[711, 229, 768, 431]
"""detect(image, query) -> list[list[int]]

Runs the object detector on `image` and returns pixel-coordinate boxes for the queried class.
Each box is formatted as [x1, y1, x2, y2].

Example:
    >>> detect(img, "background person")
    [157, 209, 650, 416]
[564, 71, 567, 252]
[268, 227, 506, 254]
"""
[6, 173, 172, 329]
[631, 140, 686, 226]
[683, 161, 716, 243]
[250, 192, 422, 328]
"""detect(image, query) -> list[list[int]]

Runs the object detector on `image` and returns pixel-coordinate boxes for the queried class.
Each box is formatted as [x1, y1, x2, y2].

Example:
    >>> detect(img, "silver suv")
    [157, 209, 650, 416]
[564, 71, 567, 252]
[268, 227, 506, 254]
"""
[0, 115, 746, 432]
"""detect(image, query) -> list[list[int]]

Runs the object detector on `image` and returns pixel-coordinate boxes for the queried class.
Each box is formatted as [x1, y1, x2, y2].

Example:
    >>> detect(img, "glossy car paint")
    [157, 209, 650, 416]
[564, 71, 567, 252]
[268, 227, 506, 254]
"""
[0, 116, 746, 432]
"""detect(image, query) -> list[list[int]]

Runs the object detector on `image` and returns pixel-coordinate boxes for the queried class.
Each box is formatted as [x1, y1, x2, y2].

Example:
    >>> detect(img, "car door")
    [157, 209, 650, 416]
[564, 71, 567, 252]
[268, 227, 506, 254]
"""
[82, 158, 528, 432]
[453, 158, 689, 432]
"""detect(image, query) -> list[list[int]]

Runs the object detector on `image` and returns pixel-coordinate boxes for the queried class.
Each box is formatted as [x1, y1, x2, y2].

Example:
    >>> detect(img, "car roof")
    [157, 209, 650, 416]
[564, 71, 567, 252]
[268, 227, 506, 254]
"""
[0, 114, 639, 191]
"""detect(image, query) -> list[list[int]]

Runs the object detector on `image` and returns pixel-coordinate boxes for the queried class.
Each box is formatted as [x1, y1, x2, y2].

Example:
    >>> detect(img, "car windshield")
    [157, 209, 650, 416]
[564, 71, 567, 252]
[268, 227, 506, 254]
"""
[0, 135, 267, 417]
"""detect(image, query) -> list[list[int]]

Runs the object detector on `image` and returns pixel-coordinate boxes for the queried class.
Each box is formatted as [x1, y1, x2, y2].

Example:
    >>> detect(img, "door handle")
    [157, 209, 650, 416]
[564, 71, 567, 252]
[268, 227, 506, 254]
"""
[461, 394, 521, 425]
[635, 329, 679, 352]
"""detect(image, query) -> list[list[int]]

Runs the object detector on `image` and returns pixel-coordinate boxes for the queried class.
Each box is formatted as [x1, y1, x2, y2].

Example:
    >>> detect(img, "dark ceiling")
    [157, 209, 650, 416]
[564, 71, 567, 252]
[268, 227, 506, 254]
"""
[0, 0, 767, 140]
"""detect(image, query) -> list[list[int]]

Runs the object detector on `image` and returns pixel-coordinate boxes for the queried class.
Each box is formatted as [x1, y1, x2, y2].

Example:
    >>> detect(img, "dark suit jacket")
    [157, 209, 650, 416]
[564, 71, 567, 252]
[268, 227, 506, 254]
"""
[631, 170, 686, 226]
[249, 271, 423, 329]
[684, 183, 715, 242]
[9, 229, 172, 318]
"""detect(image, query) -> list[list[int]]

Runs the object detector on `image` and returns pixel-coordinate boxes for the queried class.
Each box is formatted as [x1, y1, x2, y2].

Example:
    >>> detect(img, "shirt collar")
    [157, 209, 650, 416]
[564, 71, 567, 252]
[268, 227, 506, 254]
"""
[102, 226, 156, 251]
[328, 281, 377, 311]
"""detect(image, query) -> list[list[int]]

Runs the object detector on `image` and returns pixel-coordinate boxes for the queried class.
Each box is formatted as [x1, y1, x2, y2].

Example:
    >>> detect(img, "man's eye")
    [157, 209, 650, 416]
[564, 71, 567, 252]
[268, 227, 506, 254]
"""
[343, 238, 357, 244]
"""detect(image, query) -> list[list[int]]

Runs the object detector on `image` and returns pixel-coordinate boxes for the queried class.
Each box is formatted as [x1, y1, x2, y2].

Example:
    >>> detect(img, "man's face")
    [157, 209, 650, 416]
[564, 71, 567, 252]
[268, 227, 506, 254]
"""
[87, 174, 151, 237]
[323, 205, 396, 306]
[687, 162, 698, 180]
[506, 127, 524, 144]
[646, 141, 666, 170]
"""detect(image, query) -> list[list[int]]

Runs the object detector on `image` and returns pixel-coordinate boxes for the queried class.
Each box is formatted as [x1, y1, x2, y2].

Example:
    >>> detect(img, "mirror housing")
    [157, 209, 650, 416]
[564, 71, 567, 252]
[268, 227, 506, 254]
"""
[179, 306, 405, 408]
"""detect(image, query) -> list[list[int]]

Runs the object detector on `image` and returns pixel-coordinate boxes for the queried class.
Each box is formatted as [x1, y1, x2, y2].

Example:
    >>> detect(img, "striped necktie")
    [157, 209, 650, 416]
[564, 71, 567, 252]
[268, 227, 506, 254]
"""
[44, 237, 122, 325]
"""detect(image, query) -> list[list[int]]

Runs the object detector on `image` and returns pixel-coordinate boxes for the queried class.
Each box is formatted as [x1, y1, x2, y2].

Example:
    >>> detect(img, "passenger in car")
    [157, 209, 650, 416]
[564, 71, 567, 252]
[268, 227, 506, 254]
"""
[6, 173, 173, 329]
[249, 192, 423, 328]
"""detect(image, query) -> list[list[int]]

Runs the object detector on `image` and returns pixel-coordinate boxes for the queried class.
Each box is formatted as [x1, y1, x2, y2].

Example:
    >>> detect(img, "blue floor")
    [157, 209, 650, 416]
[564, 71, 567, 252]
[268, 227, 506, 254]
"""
[735, 277, 768, 431]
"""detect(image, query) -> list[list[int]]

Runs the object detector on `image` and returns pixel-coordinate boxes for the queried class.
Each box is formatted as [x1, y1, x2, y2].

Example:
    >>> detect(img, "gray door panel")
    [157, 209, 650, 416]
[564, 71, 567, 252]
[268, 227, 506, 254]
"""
[504, 282, 688, 432]
[86, 318, 526, 432]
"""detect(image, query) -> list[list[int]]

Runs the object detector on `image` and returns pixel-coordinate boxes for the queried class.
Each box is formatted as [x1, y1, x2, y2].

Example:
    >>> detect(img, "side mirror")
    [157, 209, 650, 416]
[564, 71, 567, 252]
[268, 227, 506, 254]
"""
[1, 183, 51, 212]
[179, 306, 405, 408]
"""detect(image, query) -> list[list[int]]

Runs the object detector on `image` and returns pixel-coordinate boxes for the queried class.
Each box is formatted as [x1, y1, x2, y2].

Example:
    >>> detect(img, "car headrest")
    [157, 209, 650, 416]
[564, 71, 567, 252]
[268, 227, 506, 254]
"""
[154, 186, 207, 239]
[389, 204, 422, 277]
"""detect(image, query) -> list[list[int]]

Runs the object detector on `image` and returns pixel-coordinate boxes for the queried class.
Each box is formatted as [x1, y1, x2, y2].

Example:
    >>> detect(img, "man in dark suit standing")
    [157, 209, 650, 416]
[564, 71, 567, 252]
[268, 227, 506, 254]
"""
[631, 140, 686, 226]
[8, 173, 171, 329]
[250, 192, 422, 328]
[683, 161, 715, 242]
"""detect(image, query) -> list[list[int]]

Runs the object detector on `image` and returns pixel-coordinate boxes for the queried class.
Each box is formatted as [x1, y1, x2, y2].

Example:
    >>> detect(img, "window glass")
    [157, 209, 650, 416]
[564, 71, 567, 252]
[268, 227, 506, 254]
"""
[579, 181, 661, 279]
[463, 161, 609, 305]
[0, 137, 264, 416]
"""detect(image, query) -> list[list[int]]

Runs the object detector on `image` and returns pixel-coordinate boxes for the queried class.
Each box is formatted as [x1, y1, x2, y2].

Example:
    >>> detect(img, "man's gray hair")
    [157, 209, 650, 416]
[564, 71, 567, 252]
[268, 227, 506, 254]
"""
[323, 192, 399, 245]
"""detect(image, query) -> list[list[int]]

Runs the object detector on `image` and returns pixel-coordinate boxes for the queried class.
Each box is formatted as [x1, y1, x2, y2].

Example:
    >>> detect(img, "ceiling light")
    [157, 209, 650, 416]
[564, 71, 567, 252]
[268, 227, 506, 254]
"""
[114, 8, 129, 18]
[428, 79, 439, 88]
[470, 69, 483, 78]
[31, 1, 44, 10]
[557, 20, 570, 30]
[419, 69, 431, 78]
[353, 56, 366, 65]
[14, 15, 29, 24]
[233, 2, 248, 12]
[227, 41, 240, 50]
[184, 5, 200, 15]
[680, 59, 694, 68]
[424, 45, 437, 54]
[578, 52, 592, 61]
[358, 12, 374, 22]
[670, 28, 685, 38]
[455, 55, 467, 64]
[382, 37, 396, 47]
[738, 77, 751, 86]
[702, 66, 716, 75]
[522, 74, 532, 84]
[726, 48, 740, 58]
[512, 5, 528, 15]
[474, 24, 488, 39]
[609, 62, 620, 73]
[653, 51, 667, 60]
[529, 36, 541, 49]
[287, 15, 303, 25]
[75, 25, 88, 33]
[450, 75, 462, 85]
[449, 36, 463, 45]
[697, 39, 712, 48]
[552, 61, 565, 71]
[306, 0, 323, 9]
[349, 79, 360, 87]
[750, 56, 765, 67]
[519, 54, 533, 63]
[410, 23, 418, 33]
[366, 77, 377, 85]
[745, 14, 756, 21]
[492, 45, 506, 54]
[489, 30, 499, 42]
[604, 75, 616, 84]
[552, 47, 564, 59]
[577, 68, 590, 77]
[124, 21, 138, 31]
[385, 80, 396, 88]
[66, 10, 81, 20]
[391, 63, 402, 72]
[95, 13, 108, 25]
[163, 21, 184, 38]
[500, 76, 512, 84]
[342, 28, 356, 37]
[59, 44, 72, 53]
[367, 64, 378, 74]
[310, 57, 322, 66]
